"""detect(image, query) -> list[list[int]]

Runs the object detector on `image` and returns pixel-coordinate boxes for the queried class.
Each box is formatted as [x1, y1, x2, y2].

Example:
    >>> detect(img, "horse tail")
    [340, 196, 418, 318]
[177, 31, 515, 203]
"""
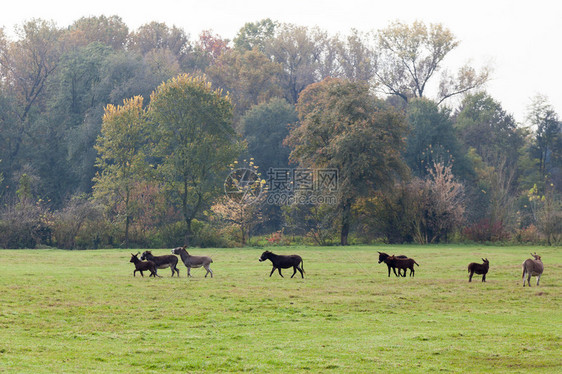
[301, 259, 305, 273]
[414, 260, 419, 267]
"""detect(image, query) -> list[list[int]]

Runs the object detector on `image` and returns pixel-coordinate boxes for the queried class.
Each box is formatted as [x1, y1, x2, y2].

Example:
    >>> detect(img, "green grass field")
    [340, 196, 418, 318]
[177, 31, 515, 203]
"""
[0, 245, 560, 373]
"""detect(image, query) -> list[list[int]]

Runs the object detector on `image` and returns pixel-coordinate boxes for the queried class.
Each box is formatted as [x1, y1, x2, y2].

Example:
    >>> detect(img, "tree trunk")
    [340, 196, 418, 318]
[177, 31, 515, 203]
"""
[340, 199, 352, 246]
[124, 188, 130, 248]
[184, 218, 192, 247]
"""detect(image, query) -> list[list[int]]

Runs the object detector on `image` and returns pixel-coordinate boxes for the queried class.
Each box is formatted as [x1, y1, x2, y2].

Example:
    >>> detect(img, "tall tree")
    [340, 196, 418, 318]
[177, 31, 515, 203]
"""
[375, 21, 489, 104]
[334, 29, 376, 82]
[240, 98, 296, 172]
[92, 96, 148, 248]
[526, 94, 561, 179]
[0, 19, 63, 166]
[148, 74, 242, 245]
[405, 98, 471, 179]
[64, 15, 129, 50]
[286, 78, 408, 245]
[128, 21, 194, 71]
[206, 48, 283, 123]
[455, 92, 524, 168]
[233, 19, 277, 52]
[264, 24, 327, 103]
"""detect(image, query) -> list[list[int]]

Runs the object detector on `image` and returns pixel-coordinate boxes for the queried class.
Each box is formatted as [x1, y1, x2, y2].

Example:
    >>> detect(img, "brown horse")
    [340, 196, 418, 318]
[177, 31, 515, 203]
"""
[383, 255, 419, 277]
[377, 251, 408, 277]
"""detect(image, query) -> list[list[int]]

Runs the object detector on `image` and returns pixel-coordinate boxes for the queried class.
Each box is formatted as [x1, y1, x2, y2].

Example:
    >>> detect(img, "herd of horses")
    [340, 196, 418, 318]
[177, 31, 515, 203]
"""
[129, 248, 545, 287]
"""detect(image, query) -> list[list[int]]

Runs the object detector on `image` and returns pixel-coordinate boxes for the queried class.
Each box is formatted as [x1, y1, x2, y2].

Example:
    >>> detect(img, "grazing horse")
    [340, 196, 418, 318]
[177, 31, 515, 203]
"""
[468, 258, 489, 282]
[384, 255, 419, 277]
[377, 251, 408, 277]
[259, 250, 304, 278]
[522, 253, 544, 287]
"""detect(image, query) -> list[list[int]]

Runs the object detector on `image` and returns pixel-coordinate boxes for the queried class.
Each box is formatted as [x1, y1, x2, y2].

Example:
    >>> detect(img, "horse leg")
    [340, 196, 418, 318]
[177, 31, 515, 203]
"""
[291, 266, 297, 278]
[482, 273, 486, 282]
[402, 267, 407, 277]
[392, 267, 398, 277]
[536, 274, 540, 286]
[278, 268, 284, 277]
[269, 267, 276, 277]
[297, 266, 304, 278]
[188, 267, 192, 277]
[469, 271, 473, 282]
[410, 266, 414, 277]
[205, 265, 213, 278]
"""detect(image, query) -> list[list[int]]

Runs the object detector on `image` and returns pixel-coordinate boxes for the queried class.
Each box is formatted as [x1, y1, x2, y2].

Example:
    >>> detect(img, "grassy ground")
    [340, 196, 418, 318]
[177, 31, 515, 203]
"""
[0, 244, 560, 373]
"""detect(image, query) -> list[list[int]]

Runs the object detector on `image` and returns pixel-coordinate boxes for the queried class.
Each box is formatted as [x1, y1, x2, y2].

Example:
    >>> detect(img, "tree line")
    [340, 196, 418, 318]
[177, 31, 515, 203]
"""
[0, 16, 560, 248]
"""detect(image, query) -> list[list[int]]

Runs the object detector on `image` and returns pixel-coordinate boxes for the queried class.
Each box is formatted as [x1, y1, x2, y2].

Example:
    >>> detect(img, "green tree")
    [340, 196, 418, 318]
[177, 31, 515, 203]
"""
[148, 74, 242, 245]
[375, 21, 489, 104]
[0, 19, 63, 171]
[233, 19, 277, 52]
[456, 93, 524, 228]
[93, 96, 148, 248]
[527, 94, 561, 179]
[240, 98, 296, 171]
[405, 98, 471, 179]
[456, 92, 524, 168]
[286, 78, 408, 245]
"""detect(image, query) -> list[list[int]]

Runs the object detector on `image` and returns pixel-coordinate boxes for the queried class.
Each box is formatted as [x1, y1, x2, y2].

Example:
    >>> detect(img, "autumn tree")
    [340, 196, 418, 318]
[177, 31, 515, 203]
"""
[413, 162, 465, 243]
[334, 29, 376, 82]
[148, 74, 242, 245]
[205, 48, 283, 122]
[375, 21, 489, 104]
[286, 78, 408, 245]
[92, 96, 148, 248]
[63, 15, 129, 50]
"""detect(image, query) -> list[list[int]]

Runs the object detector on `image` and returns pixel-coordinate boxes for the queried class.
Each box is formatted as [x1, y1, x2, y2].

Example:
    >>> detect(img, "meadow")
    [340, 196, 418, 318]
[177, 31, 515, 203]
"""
[0, 245, 560, 373]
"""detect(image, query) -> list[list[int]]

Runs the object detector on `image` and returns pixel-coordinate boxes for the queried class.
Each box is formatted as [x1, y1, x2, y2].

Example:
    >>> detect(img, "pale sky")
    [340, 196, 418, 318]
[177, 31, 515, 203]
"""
[1, 0, 561, 124]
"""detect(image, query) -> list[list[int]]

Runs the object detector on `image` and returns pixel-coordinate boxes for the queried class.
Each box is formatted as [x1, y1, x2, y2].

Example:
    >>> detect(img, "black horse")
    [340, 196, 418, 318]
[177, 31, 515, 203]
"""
[377, 251, 408, 277]
[259, 250, 304, 278]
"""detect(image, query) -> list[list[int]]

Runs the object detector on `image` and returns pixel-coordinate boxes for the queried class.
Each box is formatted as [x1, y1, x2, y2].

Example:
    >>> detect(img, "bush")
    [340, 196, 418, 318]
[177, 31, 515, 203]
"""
[0, 202, 48, 249]
[462, 219, 511, 242]
[515, 224, 540, 244]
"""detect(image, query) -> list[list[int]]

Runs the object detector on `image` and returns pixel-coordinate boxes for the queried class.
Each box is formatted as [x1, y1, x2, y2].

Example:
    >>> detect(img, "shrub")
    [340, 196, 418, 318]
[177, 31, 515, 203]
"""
[0, 201, 48, 249]
[462, 219, 511, 242]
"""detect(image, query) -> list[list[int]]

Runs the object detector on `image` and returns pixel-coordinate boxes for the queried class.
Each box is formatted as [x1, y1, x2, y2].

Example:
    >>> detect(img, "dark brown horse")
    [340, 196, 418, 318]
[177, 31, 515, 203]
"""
[259, 251, 304, 278]
[377, 252, 408, 277]
[129, 253, 159, 277]
[468, 258, 489, 282]
[383, 255, 419, 277]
